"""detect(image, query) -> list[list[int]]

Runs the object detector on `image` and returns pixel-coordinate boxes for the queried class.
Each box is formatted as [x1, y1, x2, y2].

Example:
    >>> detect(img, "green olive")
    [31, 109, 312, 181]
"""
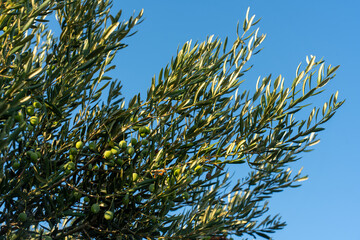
[108, 141, 115, 147]
[66, 162, 75, 170]
[29, 116, 39, 125]
[91, 203, 100, 213]
[149, 184, 155, 193]
[76, 141, 84, 149]
[104, 210, 114, 220]
[119, 140, 127, 150]
[139, 126, 149, 137]
[70, 147, 77, 155]
[115, 159, 123, 166]
[130, 138, 137, 146]
[139, 126, 146, 134]
[111, 146, 120, 154]
[33, 101, 42, 108]
[27, 151, 38, 162]
[26, 106, 35, 116]
[18, 212, 27, 222]
[144, 126, 150, 134]
[127, 146, 135, 156]
[103, 150, 113, 159]
[12, 161, 20, 169]
[182, 192, 190, 200]
[141, 139, 149, 146]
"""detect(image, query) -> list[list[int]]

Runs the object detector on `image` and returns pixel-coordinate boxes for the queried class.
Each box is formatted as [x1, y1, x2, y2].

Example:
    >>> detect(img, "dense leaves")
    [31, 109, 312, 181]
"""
[0, 0, 343, 239]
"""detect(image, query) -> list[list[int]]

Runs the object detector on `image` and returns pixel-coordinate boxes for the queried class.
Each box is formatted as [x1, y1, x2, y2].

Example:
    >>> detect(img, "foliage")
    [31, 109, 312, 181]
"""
[0, 0, 343, 239]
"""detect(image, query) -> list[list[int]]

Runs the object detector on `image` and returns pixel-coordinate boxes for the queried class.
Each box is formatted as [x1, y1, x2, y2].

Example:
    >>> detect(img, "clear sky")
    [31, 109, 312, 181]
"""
[106, 1, 359, 239]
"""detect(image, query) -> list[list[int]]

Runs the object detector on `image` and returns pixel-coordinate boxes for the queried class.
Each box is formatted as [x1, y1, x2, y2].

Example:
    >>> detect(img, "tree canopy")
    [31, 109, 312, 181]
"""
[0, 0, 343, 239]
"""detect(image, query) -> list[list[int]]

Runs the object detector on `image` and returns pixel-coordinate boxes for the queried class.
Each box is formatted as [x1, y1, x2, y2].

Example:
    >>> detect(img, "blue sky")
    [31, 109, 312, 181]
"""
[107, 1, 359, 239]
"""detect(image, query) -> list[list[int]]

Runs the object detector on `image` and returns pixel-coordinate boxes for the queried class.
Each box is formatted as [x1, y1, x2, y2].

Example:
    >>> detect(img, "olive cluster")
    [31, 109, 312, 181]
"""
[62, 125, 152, 222]
[11, 100, 43, 169]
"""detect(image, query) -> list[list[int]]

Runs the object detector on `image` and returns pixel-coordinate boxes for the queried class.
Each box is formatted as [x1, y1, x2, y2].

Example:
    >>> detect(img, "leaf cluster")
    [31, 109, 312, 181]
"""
[0, 1, 343, 240]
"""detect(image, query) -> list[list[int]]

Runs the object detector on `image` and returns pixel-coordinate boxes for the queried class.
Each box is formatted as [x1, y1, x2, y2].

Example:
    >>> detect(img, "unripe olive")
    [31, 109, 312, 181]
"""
[144, 126, 150, 134]
[66, 162, 75, 170]
[130, 138, 137, 146]
[108, 141, 115, 147]
[26, 106, 35, 116]
[69, 154, 75, 161]
[91, 203, 100, 213]
[115, 159, 123, 166]
[33, 101, 42, 108]
[141, 139, 149, 146]
[18, 212, 27, 222]
[76, 141, 84, 149]
[70, 147, 77, 155]
[139, 126, 149, 137]
[12, 161, 20, 170]
[104, 210, 114, 220]
[182, 192, 190, 200]
[139, 126, 146, 134]
[84, 196, 90, 202]
[27, 151, 38, 162]
[149, 184, 155, 193]
[103, 150, 113, 159]
[111, 146, 120, 155]
[119, 140, 127, 150]
[126, 146, 135, 156]
[29, 116, 39, 125]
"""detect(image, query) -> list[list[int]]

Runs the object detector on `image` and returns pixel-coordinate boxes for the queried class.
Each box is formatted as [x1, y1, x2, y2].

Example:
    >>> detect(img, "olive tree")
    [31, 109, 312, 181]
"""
[0, 0, 343, 239]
